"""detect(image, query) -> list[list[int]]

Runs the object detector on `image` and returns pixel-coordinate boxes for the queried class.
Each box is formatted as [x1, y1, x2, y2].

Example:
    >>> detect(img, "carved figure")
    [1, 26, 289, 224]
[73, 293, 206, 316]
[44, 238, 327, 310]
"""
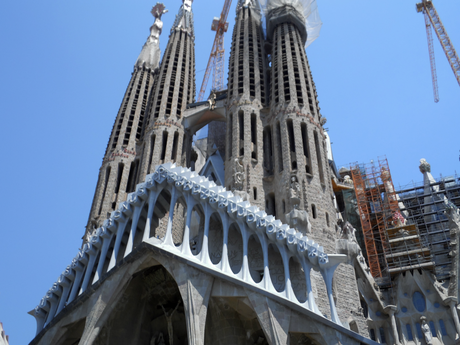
[242, 0, 253, 7]
[285, 208, 311, 234]
[208, 91, 217, 110]
[289, 175, 301, 208]
[340, 221, 357, 243]
[392, 211, 406, 227]
[160, 301, 181, 345]
[420, 317, 433, 345]
[343, 175, 353, 186]
[233, 158, 245, 191]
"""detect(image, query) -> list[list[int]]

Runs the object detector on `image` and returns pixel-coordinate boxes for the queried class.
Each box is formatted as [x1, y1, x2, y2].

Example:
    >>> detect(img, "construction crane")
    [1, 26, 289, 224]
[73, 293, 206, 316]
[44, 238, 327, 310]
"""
[416, 0, 460, 102]
[197, 0, 232, 102]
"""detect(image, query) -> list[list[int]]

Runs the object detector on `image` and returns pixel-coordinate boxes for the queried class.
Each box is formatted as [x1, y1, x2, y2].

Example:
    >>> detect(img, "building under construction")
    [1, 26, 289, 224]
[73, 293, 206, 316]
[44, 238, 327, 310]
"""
[339, 157, 460, 287]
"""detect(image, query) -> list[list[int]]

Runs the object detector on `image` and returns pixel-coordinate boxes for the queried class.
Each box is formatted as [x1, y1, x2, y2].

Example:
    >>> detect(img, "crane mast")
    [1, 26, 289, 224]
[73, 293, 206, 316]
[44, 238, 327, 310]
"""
[423, 11, 439, 103]
[417, 0, 460, 101]
[197, 0, 232, 102]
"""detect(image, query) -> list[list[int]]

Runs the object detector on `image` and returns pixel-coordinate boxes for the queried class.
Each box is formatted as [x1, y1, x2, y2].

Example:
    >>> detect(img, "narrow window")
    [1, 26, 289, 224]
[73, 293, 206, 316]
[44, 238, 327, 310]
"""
[171, 131, 179, 162]
[147, 134, 155, 175]
[282, 200, 286, 214]
[160, 131, 168, 162]
[98, 166, 111, 215]
[439, 319, 447, 336]
[115, 163, 124, 194]
[369, 329, 376, 341]
[314, 131, 325, 184]
[253, 187, 257, 200]
[267, 193, 276, 218]
[406, 324, 414, 341]
[263, 126, 273, 174]
[239, 110, 244, 156]
[287, 119, 296, 170]
[415, 323, 423, 339]
[276, 122, 283, 172]
[251, 113, 257, 160]
[429, 321, 437, 337]
[311, 204, 317, 219]
[181, 133, 187, 165]
[228, 113, 233, 158]
[379, 328, 386, 344]
[126, 160, 139, 193]
[301, 123, 312, 175]
[326, 212, 330, 227]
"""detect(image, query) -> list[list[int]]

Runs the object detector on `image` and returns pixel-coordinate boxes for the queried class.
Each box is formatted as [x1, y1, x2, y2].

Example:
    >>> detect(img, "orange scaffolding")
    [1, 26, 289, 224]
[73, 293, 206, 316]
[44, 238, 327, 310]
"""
[350, 157, 433, 286]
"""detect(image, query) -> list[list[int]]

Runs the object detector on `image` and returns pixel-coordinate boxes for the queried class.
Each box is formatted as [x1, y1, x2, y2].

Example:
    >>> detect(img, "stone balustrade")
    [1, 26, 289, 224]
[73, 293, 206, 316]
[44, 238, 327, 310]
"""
[32, 163, 347, 335]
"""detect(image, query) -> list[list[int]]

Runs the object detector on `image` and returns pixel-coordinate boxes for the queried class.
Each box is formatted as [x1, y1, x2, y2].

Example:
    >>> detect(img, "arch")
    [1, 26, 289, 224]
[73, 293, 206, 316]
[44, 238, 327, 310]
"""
[116, 220, 131, 263]
[134, 202, 149, 248]
[208, 212, 224, 265]
[150, 189, 172, 240]
[228, 222, 243, 274]
[93, 264, 187, 345]
[248, 234, 264, 283]
[189, 203, 205, 256]
[54, 318, 86, 345]
[289, 256, 307, 303]
[171, 196, 187, 247]
[268, 244, 285, 292]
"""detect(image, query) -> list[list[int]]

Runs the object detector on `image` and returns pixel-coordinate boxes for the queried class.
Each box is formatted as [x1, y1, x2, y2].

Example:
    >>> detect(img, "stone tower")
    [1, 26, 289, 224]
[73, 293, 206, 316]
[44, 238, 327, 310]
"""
[137, 0, 196, 183]
[84, 4, 167, 240]
[224, 0, 268, 209]
[260, 0, 336, 247]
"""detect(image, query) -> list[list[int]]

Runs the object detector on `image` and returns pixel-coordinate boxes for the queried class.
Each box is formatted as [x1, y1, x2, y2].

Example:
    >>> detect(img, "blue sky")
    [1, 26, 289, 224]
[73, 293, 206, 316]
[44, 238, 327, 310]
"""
[0, 1, 459, 343]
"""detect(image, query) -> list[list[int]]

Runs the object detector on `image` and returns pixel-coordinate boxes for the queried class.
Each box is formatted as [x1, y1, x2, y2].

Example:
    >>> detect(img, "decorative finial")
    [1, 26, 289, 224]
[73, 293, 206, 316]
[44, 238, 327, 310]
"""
[151, 3, 168, 20]
[419, 158, 431, 173]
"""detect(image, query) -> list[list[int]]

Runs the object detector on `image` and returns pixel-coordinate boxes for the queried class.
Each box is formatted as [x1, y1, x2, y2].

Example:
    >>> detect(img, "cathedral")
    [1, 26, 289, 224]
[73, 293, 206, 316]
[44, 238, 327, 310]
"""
[27, 0, 460, 344]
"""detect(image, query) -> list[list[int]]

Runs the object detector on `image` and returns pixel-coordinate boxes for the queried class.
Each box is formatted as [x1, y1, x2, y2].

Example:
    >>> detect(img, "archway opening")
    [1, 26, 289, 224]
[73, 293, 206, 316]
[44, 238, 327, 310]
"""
[289, 256, 307, 303]
[268, 244, 285, 292]
[228, 223, 243, 274]
[208, 212, 224, 265]
[248, 234, 264, 283]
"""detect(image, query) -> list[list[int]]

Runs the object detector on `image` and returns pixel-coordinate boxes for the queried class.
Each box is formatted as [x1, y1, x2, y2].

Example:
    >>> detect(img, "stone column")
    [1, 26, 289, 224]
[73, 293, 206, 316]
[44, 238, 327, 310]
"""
[384, 305, 400, 345]
[444, 297, 460, 337]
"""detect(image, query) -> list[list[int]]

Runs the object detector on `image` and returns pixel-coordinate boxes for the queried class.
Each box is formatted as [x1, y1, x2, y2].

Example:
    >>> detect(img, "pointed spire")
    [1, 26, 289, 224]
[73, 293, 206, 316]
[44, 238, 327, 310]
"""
[171, 0, 194, 35]
[135, 3, 168, 70]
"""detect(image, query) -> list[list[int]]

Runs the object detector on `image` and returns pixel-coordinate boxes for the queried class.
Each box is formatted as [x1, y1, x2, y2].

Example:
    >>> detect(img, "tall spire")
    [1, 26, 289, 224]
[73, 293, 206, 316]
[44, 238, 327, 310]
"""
[137, 0, 196, 182]
[171, 0, 194, 35]
[135, 3, 168, 70]
[83, 4, 167, 242]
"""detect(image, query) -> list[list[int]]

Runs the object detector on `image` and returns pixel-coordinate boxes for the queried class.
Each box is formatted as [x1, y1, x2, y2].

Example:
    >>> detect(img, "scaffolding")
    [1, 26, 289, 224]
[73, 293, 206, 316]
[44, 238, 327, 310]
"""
[396, 172, 460, 281]
[350, 157, 434, 287]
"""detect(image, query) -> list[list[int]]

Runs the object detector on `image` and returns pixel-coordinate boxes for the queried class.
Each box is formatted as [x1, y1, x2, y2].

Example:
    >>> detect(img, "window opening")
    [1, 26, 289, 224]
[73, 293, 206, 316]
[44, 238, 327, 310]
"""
[98, 167, 111, 215]
[160, 131, 168, 162]
[276, 122, 283, 172]
[314, 131, 325, 184]
[239, 111, 244, 156]
[287, 119, 296, 170]
[251, 113, 257, 160]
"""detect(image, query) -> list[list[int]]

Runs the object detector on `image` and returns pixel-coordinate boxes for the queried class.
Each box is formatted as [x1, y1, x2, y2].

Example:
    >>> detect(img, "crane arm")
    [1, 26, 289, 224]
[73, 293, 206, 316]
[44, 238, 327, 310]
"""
[423, 1, 460, 87]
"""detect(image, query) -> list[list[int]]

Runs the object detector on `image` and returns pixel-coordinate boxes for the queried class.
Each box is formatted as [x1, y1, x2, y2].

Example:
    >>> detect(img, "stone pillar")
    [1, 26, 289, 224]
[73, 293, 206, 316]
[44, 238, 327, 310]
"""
[384, 305, 400, 345]
[444, 297, 460, 338]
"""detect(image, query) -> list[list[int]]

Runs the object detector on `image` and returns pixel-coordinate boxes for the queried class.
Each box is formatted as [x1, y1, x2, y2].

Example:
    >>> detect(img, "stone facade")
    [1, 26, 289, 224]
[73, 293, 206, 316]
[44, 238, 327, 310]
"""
[31, 0, 379, 344]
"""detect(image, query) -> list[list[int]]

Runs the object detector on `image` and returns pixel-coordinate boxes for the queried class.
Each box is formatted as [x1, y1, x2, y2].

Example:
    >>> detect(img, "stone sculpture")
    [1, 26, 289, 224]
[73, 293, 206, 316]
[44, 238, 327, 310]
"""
[340, 221, 358, 243]
[289, 175, 301, 208]
[136, 3, 168, 70]
[160, 301, 181, 345]
[285, 208, 311, 235]
[420, 317, 433, 345]
[343, 175, 353, 186]
[419, 158, 431, 173]
[233, 157, 245, 191]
